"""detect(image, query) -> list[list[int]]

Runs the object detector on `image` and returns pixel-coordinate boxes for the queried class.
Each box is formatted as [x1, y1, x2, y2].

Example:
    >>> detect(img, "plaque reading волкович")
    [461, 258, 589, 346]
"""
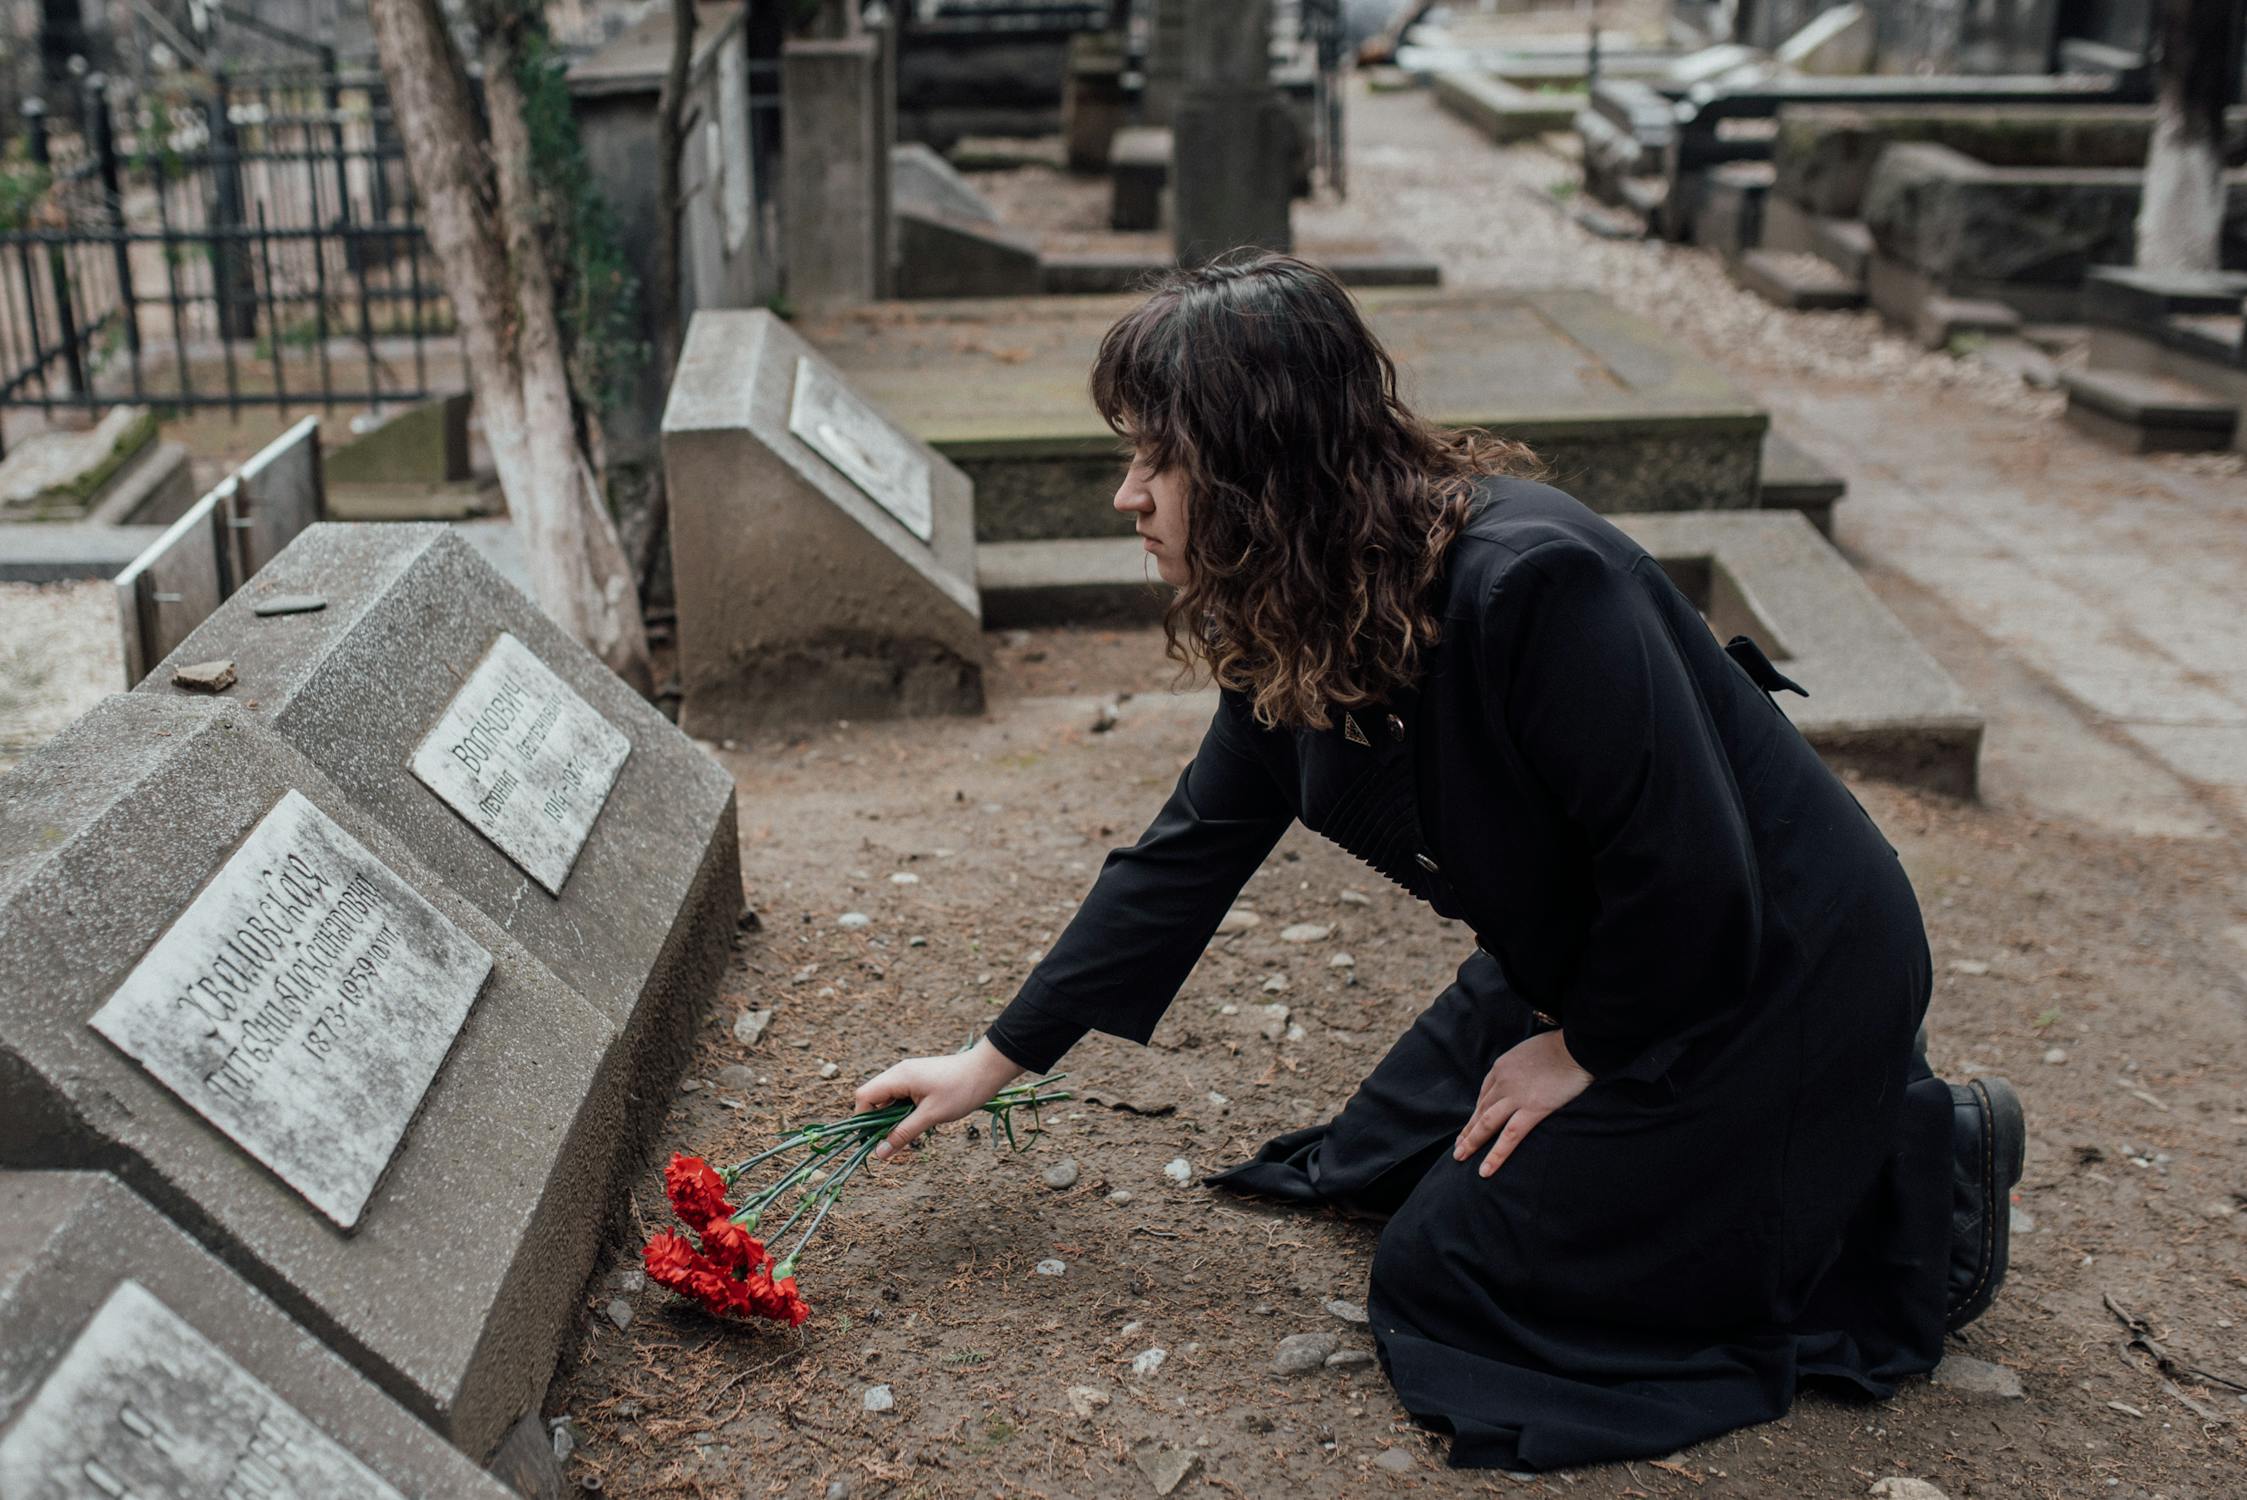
[410, 632, 631, 896]
[0, 1280, 406, 1500]
[88, 790, 493, 1229]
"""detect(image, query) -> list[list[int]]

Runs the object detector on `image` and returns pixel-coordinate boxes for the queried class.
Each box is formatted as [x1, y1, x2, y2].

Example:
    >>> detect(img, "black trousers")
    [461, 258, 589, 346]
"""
[1209, 941, 1953, 1471]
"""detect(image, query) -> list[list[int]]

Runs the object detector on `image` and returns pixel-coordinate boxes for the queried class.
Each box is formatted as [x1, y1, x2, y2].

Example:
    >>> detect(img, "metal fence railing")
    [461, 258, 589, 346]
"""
[1, 66, 458, 454]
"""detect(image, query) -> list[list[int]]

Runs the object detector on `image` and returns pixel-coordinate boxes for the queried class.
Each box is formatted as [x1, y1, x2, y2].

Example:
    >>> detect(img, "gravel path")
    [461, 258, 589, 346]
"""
[0, 581, 123, 771]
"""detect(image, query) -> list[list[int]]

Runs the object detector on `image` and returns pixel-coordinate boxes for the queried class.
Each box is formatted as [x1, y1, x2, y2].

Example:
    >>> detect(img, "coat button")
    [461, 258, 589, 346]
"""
[1385, 713, 1406, 741]
[1413, 852, 1439, 873]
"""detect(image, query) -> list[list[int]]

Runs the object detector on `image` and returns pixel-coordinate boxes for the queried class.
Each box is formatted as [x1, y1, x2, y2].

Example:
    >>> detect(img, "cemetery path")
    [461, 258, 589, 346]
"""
[553, 632, 2247, 1500]
[552, 72, 2246, 1500]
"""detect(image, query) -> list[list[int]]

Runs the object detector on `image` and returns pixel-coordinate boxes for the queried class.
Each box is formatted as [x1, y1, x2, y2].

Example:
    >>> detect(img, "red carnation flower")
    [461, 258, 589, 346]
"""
[700, 1216, 769, 1276]
[642, 1231, 704, 1292]
[664, 1154, 734, 1225]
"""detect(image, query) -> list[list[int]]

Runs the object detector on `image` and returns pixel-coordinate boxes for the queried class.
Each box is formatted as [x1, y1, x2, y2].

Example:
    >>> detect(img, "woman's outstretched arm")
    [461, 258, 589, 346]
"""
[859, 695, 1295, 1156]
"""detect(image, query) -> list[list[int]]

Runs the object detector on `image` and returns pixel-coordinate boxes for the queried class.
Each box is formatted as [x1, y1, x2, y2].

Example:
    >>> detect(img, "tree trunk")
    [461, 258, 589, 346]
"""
[2136, 0, 2237, 274]
[368, 0, 653, 691]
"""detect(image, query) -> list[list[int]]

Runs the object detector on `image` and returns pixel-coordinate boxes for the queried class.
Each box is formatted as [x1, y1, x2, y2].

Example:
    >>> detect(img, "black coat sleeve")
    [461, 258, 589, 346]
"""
[984, 695, 1296, 1074]
[1479, 540, 1763, 1079]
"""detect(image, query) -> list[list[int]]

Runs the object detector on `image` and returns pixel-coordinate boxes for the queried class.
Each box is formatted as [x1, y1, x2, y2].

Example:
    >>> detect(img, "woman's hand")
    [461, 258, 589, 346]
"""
[1453, 1030, 1593, 1178]
[855, 1038, 1025, 1162]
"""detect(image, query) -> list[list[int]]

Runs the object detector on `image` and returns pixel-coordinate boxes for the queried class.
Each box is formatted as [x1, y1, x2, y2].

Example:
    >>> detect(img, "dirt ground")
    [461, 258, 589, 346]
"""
[550, 624, 2247, 1500]
[547, 77, 2247, 1500]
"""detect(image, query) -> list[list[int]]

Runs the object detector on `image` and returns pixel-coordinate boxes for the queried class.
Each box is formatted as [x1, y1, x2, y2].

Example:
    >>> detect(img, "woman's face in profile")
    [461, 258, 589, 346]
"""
[1114, 451, 1192, 587]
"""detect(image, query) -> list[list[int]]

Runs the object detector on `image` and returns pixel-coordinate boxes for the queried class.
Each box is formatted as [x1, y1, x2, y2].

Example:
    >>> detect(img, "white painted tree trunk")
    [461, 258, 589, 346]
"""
[2135, 0, 2234, 276]
[2138, 101, 2225, 274]
[367, 0, 653, 691]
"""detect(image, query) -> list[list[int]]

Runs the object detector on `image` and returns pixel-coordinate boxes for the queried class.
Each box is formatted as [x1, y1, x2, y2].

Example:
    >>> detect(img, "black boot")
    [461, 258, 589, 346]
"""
[1945, 1076, 2026, 1331]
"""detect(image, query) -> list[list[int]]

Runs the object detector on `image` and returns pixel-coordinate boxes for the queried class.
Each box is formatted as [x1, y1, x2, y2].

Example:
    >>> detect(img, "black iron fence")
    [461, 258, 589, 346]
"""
[0, 66, 458, 451]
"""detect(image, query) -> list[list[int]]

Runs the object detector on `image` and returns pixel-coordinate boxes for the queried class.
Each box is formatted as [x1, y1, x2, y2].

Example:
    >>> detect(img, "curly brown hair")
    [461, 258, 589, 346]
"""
[1091, 255, 1539, 731]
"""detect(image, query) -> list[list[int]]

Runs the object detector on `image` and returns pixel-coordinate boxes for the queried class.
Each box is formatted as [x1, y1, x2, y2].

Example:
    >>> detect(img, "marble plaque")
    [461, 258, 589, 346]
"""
[409, 631, 632, 895]
[89, 790, 493, 1229]
[0, 1280, 406, 1500]
[788, 356, 935, 542]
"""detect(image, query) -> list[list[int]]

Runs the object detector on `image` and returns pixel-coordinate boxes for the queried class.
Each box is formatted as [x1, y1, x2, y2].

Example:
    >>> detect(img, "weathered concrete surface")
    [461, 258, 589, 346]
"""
[0, 695, 630, 1456]
[783, 36, 892, 311]
[808, 289, 1767, 535]
[894, 142, 998, 225]
[1171, 0, 1293, 265]
[0, 1172, 514, 1496]
[137, 522, 741, 1148]
[896, 209, 1044, 299]
[1432, 71, 1583, 144]
[663, 309, 985, 734]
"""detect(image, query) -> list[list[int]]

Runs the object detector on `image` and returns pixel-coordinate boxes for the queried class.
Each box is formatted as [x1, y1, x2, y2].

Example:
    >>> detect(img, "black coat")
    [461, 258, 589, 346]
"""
[988, 475, 1904, 1084]
[986, 478, 1952, 1471]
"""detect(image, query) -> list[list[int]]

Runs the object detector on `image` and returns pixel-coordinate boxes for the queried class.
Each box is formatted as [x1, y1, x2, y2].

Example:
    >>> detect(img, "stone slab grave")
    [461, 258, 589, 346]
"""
[807, 289, 1770, 541]
[113, 417, 325, 685]
[0, 694, 632, 1457]
[136, 521, 741, 1152]
[0, 1172, 512, 1498]
[0, 405, 193, 524]
[980, 510, 1980, 794]
[663, 307, 985, 735]
[2067, 267, 2247, 452]
[1432, 71, 1584, 144]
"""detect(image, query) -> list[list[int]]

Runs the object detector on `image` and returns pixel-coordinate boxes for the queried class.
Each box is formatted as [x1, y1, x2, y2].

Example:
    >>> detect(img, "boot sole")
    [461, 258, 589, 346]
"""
[1946, 1076, 2026, 1331]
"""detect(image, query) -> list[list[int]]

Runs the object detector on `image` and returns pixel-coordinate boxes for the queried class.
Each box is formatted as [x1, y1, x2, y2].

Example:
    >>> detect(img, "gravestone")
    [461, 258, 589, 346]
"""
[1172, 0, 1294, 265]
[663, 307, 984, 734]
[113, 486, 234, 685]
[137, 522, 741, 1152]
[0, 693, 633, 1457]
[783, 34, 893, 311]
[0, 1172, 513, 1498]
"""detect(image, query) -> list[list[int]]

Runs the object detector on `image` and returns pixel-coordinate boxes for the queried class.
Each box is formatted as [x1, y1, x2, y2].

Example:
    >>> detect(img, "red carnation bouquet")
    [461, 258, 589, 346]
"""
[643, 1075, 1068, 1326]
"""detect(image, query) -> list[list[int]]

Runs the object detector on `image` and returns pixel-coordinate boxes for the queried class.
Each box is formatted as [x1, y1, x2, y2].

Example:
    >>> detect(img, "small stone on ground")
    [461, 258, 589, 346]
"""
[1325, 1298, 1368, 1324]
[1272, 1331, 1340, 1375]
[1163, 1157, 1192, 1184]
[1870, 1480, 1949, 1500]
[1041, 1157, 1080, 1190]
[862, 1384, 894, 1413]
[1374, 1447, 1415, 1472]
[1929, 1354, 2024, 1399]
[171, 659, 237, 693]
[1129, 1440, 1202, 1496]
[732, 1008, 773, 1047]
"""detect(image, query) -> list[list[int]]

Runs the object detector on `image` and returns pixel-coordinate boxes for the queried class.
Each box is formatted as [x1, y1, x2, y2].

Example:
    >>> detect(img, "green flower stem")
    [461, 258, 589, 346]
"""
[733, 1138, 847, 1225]
[776, 1135, 883, 1277]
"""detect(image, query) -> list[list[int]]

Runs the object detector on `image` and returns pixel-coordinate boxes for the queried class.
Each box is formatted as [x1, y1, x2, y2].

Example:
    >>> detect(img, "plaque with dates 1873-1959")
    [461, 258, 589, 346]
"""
[0, 1279, 407, 1500]
[410, 631, 631, 897]
[88, 789, 493, 1230]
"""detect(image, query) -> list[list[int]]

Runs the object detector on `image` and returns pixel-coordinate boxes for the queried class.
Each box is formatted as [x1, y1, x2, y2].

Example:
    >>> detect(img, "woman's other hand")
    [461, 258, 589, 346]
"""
[1453, 1030, 1593, 1178]
[855, 1038, 1026, 1162]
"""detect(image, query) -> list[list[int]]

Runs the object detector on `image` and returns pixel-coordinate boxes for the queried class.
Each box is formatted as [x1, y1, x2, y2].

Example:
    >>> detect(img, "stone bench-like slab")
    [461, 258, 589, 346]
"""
[0, 1172, 515, 1497]
[979, 510, 1980, 794]
[137, 522, 742, 1156]
[1433, 71, 1584, 143]
[0, 694, 634, 1456]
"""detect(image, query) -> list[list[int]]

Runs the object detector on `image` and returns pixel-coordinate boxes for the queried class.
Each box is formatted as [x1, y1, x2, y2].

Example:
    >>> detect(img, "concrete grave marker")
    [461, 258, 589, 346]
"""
[0, 1280, 408, 1500]
[789, 357, 936, 542]
[410, 631, 632, 895]
[664, 309, 984, 731]
[0, 1173, 514, 1497]
[89, 789, 492, 1229]
[0, 695, 638, 1454]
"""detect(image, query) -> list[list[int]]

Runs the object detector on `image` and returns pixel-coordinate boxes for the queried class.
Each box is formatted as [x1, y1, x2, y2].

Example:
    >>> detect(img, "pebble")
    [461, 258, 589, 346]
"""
[1272, 1331, 1340, 1375]
[1948, 959, 1991, 976]
[1035, 1259, 1067, 1276]
[678, 1078, 706, 1093]
[1258, 1001, 1291, 1037]
[1253, 1302, 1275, 1316]
[1215, 907, 1263, 934]
[604, 1299, 633, 1331]
[2043, 1046, 2069, 1065]
[1130, 1440, 1201, 1495]
[1338, 888, 1371, 905]
[1373, 1448, 1415, 1473]
[1261, 974, 1290, 994]
[714, 1063, 754, 1091]
[862, 1384, 894, 1413]
[825, 1481, 852, 1500]
[818, 1062, 840, 1079]
[1131, 1347, 1167, 1377]
[1218, 1003, 1239, 1015]
[732, 1009, 773, 1047]
[1163, 1157, 1193, 1185]
[1041, 1157, 1081, 1190]
[1207, 1091, 1231, 1110]
[837, 912, 871, 929]
[908, 935, 927, 947]
[609, 1267, 646, 1296]
[1929, 1354, 2024, 1399]
[1329, 951, 1355, 968]
[889, 872, 919, 884]
[1869, 1481, 1948, 1500]
[1284, 1023, 1307, 1042]
[1107, 1189, 1134, 1205]
[1279, 922, 1332, 943]
[548, 1415, 578, 1462]
[1066, 1385, 1111, 1419]
[2010, 1205, 2035, 1233]
[1325, 1349, 1376, 1369]
[1325, 1298, 1368, 1324]
[171, 659, 238, 693]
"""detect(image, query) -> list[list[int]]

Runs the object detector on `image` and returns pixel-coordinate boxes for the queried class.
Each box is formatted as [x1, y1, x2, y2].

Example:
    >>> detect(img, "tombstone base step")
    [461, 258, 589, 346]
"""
[1757, 428, 1845, 534]
[2059, 367, 2239, 453]
[1733, 248, 1865, 312]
